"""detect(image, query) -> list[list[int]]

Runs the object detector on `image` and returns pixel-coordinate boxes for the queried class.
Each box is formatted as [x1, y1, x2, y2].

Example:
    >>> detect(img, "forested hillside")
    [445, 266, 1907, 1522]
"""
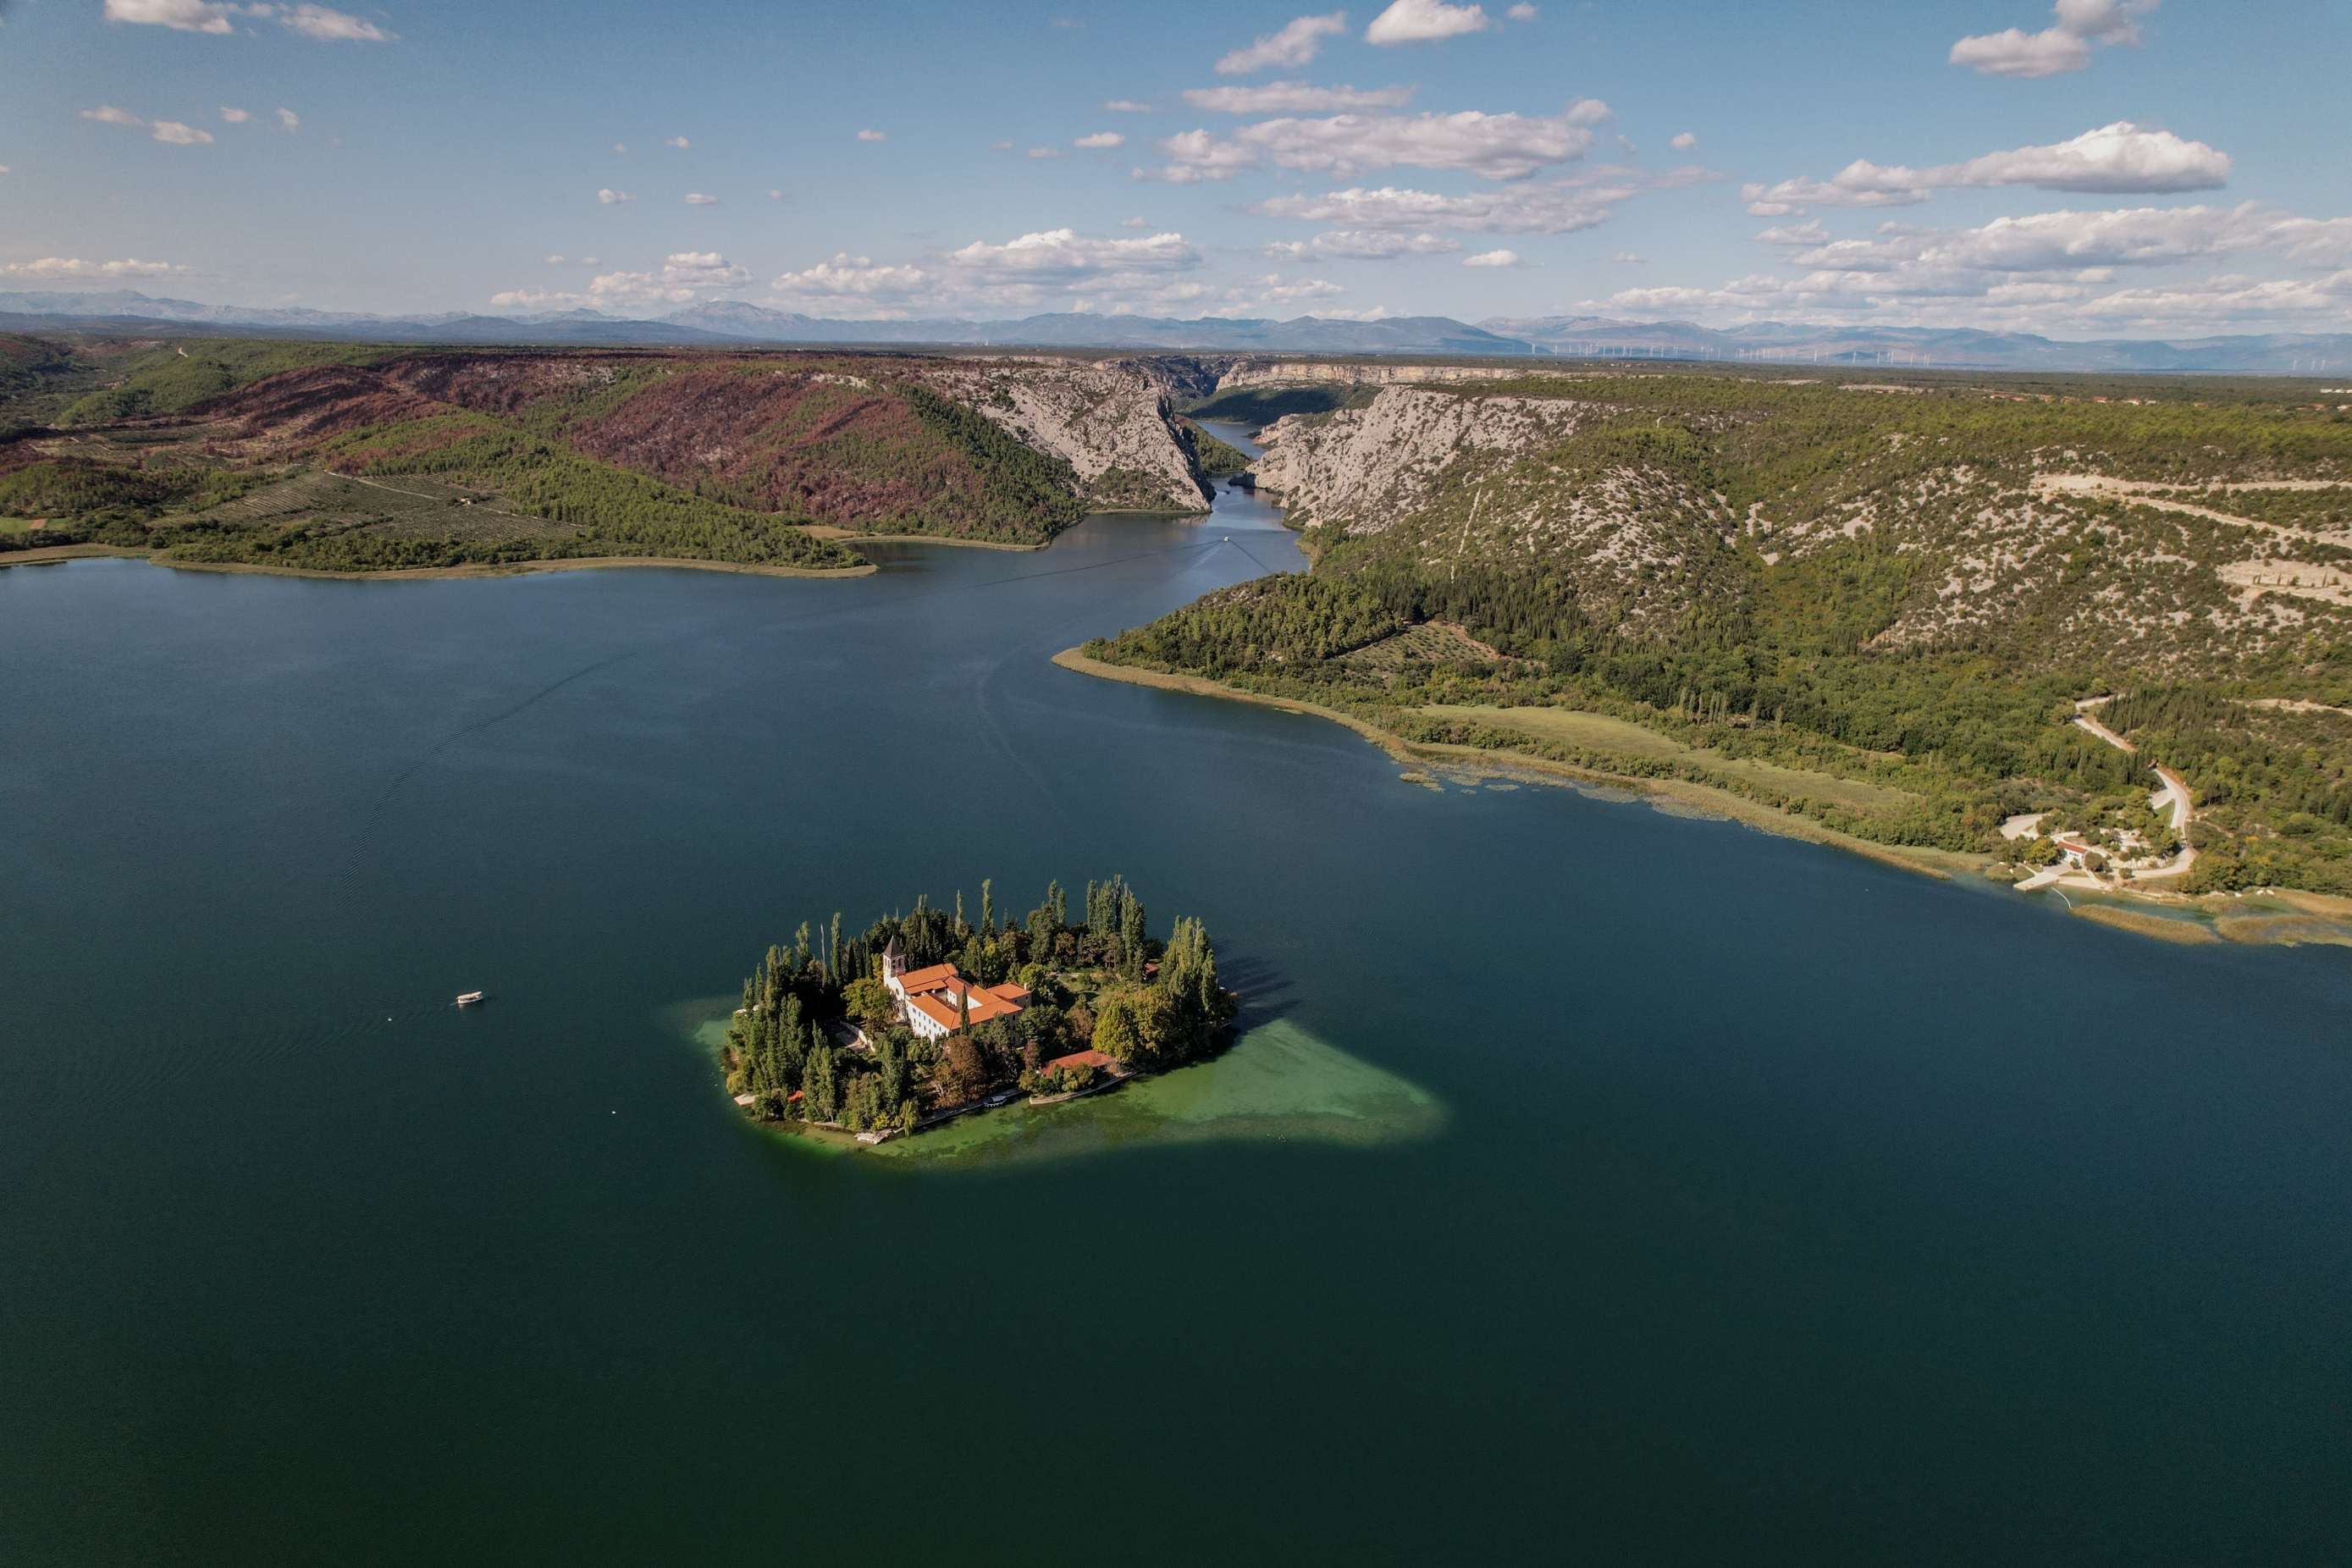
[1096, 371, 2352, 892]
[0, 335, 1212, 571]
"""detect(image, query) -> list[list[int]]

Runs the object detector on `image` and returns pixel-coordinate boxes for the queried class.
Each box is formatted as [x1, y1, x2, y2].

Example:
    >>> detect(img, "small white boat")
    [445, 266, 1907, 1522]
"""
[455, 991, 486, 1006]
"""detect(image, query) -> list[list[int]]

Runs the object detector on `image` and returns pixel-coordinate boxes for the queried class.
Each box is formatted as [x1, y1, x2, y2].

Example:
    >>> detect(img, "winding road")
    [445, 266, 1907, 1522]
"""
[2016, 703, 2195, 891]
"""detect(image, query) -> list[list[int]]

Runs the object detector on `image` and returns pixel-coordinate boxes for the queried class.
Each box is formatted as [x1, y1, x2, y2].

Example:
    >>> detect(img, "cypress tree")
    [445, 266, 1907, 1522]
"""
[980, 878, 994, 936]
[1121, 892, 1147, 980]
[803, 1040, 837, 1123]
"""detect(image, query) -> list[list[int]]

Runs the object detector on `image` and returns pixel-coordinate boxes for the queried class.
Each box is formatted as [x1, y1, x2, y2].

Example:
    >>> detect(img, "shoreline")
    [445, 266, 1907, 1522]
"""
[1054, 650, 2352, 945]
[805, 505, 1212, 554]
[0, 544, 152, 568]
[1052, 647, 1979, 884]
[3, 548, 876, 581]
[803, 526, 1046, 552]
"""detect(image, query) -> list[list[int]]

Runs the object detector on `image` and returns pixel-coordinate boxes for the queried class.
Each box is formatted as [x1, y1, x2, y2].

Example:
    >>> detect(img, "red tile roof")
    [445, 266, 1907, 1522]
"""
[1046, 1049, 1118, 1074]
[894, 962, 959, 993]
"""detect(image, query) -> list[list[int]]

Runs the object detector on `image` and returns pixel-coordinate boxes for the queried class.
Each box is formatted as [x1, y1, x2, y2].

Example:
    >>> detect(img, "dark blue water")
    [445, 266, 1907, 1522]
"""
[3, 457, 2349, 1564]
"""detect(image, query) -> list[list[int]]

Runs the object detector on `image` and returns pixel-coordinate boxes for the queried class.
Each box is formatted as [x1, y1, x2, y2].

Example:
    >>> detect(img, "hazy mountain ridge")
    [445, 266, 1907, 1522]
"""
[5, 292, 2349, 372]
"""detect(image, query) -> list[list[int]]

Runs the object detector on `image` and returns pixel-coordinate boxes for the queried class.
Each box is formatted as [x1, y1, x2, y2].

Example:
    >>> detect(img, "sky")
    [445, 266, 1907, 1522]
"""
[2, 0, 2349, 337]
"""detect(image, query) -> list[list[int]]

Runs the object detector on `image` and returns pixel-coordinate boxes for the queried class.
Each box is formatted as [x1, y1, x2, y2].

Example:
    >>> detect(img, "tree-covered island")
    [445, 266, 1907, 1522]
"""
[721, 876, 1239, 1140]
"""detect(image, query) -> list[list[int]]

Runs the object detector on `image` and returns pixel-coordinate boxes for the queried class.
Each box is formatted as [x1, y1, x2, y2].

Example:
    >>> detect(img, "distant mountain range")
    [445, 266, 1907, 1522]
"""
[3, 290, 2348, 374]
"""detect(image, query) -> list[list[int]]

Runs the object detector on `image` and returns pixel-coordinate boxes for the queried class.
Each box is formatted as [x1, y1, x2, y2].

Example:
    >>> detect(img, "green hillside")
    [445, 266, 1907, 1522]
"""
[1088, 371, 2352, 891]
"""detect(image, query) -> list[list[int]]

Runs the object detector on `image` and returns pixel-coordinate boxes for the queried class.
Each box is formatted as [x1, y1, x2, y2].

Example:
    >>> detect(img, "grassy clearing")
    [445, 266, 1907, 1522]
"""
[2213, 914, 2352, 947]
[2068, 905, 2221, 944]
[1419, 704, 1917, 812]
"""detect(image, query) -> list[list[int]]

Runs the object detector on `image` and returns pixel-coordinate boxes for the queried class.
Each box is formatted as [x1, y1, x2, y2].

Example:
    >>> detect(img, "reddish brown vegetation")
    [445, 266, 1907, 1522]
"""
[378, 352, 641, 414]
[198, 365, 448, 453]
[564, 367, 958, 522]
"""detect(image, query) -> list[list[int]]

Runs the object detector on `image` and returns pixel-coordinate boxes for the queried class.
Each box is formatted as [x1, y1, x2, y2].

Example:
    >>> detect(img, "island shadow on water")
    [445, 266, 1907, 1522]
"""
[676, 1002, 1444, 1171]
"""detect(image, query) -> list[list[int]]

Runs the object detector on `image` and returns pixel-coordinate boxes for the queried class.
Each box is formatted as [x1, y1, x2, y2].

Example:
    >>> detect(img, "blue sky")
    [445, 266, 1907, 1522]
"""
[3, 0, 2349, 335]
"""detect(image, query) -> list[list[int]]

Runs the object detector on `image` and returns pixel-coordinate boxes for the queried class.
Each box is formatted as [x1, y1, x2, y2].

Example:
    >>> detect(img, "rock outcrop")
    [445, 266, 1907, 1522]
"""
[1251, 388, 1596, 533]
[925, 361, 1210, 510]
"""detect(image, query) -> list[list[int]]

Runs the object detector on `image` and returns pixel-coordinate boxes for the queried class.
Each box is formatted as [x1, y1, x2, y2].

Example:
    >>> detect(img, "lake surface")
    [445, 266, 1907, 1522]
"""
[5, 436, 2351, 1564]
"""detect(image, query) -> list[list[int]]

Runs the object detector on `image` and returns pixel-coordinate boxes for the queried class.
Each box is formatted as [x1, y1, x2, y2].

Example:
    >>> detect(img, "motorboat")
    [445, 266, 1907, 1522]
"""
[455, 991, 486, 1006]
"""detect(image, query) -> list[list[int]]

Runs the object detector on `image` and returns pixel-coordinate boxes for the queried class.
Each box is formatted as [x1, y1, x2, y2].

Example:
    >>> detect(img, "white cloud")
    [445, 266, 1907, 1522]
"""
[1120, 217, 1157, 229]
[1365, 0, 1490, 44]
[1216, 12, 1349, 75]
[275, 107, 299, 130]
[1951, 0, 2156, 78]
[1141, 101, 1610, 182]
[1754, 219, 1830, 246]
[221, 107, 252, 124]
[1505, 2, 1536, 16]
[684, 192, 719, 205]
[1027, 147, 1062, 158]
[762, 227, 1210, 318]
[945, 228, 1201, 281]
[1611, 251, 1644, 262]
[989, 141, 1013, 152]
[83, 102, 224, 146]
[1786, 204, 2349, 279]
[104, 0, 392, 40]
[580, 257, 599, 265]
[614, 142, 627, 152]
[1100, 100, 1156, 113]
[764, 254, 936, 312]
[1, 257, 170, 280]
[104, 0, 233, 33]
[1670, 130, 1696, 151]
[857, 129, 886, 142]
[0, 257, 190, 279]
[665, 136, 691, 150]
[494, 250, 755, 312]
[1620, 199, 2352, 334]
[596, 188, 637, 204]
[275, 4, 393, 42]
[1263, 229, 1461, 260]
[1252, 273, 1349, 302]
[1074, 132, 1124, 149]
[769, 189, 784, 199]
[1250, 176, 1635, 233]
[1462, 248, 1520, 267]
[1181, 81, 1416, 113]
[1742, 122, 2228, 213]
[545, 254, 565, 263]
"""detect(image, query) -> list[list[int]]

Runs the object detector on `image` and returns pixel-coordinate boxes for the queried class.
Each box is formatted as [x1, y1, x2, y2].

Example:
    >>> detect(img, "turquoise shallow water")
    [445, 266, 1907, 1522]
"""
[4, 444, 2352, 1563]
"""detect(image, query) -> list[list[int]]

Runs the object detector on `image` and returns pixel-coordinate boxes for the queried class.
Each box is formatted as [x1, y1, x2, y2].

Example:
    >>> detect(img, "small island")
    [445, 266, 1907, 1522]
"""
[720, 875, 1239, 1142]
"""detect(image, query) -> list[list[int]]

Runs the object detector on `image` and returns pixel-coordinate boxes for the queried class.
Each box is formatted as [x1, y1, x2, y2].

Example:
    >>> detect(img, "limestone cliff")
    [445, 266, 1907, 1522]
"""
[1251, 388, 1596, 533]
[925, 362, 1211, 511]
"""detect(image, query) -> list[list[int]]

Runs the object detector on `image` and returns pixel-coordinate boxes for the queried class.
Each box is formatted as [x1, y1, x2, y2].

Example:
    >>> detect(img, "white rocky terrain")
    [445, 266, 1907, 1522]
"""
[1230, 378, 2352, 671]
[924, 362, 1210, 510]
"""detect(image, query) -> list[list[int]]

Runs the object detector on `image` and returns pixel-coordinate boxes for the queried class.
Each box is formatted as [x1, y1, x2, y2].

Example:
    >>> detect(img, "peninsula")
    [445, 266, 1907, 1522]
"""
[719, 876, 1239, 1141]
[1070, 364, 2352, 905]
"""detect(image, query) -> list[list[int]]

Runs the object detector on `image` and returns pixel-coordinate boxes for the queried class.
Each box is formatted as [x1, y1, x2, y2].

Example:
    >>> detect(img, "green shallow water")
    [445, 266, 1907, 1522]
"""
[875, 1018, 1445, 1165]
[688, 1011, 1444, 1165]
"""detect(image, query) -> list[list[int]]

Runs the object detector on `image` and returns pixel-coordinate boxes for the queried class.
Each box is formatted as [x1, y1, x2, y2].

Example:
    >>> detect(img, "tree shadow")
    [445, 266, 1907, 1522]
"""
[1217, 951, 1300, 1027]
